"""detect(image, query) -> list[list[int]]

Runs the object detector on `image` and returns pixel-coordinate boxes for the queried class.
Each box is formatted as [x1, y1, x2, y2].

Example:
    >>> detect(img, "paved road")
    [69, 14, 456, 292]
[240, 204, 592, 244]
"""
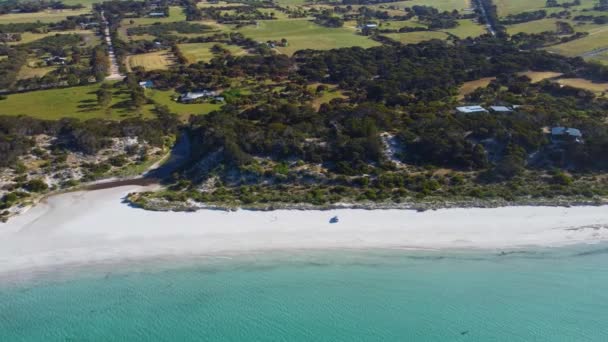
[580, 47, 608, 58]
[100, 10, 124, 81]
[474, 0, 496, 36]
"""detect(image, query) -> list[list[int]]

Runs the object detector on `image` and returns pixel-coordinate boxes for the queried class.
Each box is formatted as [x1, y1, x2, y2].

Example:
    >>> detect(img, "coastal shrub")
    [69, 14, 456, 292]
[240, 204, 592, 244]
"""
[24, 179, 48, 192]
[551, 171, 573, 186]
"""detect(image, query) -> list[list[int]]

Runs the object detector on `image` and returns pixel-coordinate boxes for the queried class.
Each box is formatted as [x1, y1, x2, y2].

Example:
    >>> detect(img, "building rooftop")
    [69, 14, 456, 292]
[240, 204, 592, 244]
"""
[456, 105, 487, 113]
[489, 106, 512, 112]
[551, 127, 582, 137]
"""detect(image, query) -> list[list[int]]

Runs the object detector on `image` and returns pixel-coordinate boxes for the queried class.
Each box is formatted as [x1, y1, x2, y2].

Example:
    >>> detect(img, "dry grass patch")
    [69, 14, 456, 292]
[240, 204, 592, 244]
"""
[125, 50, 175, 72]
[518, 71, 563, 83]
[556, 78, 608, 95]
[458, 77, 495, 99]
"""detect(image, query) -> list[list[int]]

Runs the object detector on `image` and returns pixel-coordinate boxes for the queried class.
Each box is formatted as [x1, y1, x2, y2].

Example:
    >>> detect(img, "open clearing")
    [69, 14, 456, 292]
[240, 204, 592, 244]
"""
[8, 30, 99, 46]
[0, 9, 91, 24]
[442, 19, 487, 38]
[0, 83, 156, 120]
[237, 19, 380, 56]
[458, 77, 496, 99]
[177, 43, 248, 63]
[125, 50, 175, 72]
[383, 31, 449, 45]
[518, 71, 563, 83]
[16, 64, 56, 80]
[556, 78, 608, 95]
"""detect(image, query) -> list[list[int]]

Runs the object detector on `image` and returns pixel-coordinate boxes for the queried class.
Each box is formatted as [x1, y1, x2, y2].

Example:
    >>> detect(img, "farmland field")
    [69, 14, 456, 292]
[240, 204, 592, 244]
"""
[177, 43, 249, 63]
[125, 51, 175, 72]
[545, 28, 608, 59]
[8, 30, 99, 46]
[236, 19, 380, 56]
[0, 9, 91, 24]
[383, 31, 449, 45]
[0, 83, 156, 120]
[442, 19, 486, 38]
[495, 0, 598, 17]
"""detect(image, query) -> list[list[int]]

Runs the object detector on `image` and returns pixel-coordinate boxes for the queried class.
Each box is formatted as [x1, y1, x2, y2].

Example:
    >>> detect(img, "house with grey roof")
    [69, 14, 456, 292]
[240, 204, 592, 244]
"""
[550, 127, 583, 144]
[456, 105, 487, 114]
[489, 105, 513, 113]
[179, 90, 218, 103]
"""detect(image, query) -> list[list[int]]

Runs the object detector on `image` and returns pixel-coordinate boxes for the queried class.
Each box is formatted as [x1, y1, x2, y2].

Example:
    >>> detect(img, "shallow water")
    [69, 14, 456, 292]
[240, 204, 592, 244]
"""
[1, 246, 608, 341]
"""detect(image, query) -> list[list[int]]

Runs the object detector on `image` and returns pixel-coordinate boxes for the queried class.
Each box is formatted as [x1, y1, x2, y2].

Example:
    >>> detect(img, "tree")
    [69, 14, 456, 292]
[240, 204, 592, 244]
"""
[96, 85, 112, 115]
[24, 179, 48, 192]
[67, 74, 79, 86]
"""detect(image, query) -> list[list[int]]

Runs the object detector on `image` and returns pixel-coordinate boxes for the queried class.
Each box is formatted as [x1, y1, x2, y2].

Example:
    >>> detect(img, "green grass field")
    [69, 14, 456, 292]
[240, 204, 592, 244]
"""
[496, 0, 598, 16]
[545, 29, 608, 57]
[506, 18, 607, 35]
[589, 50, 608, 65]
[0, 9, 91, 24]
[177, 43, 248, 63]
[383, 31, 449, 45]
[145, 89, 222, 119]
[442, 19, 486, 38]
[16, 63, 56, 80]
[125, 50, 175, 71]
[237, 19, 380, 56]
[371, 20, 426, 30]
[0, 83, 156, 120]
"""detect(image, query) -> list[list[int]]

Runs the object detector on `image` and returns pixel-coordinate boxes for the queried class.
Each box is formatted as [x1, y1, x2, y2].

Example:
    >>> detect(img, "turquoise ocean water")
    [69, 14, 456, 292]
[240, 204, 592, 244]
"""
[1, 246, 608, 341]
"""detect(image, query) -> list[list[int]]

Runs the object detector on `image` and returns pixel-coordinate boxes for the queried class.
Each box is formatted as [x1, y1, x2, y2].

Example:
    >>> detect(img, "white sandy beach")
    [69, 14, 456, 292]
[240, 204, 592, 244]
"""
[1, 185, 608, 277]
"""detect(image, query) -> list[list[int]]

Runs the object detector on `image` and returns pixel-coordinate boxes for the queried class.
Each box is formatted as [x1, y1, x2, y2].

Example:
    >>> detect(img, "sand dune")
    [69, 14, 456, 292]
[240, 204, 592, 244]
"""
[1, 185, 608, 277]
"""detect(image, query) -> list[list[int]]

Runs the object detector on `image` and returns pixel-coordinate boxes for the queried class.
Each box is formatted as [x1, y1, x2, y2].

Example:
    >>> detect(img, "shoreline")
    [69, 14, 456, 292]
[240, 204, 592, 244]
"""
[1, 185, 608, 280]
[131, 192, 608, 213]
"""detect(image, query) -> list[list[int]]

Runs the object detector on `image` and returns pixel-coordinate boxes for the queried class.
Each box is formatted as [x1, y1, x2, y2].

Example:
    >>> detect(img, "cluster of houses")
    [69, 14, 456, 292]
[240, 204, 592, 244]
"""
[455, 105, 519, 113]
[455, 104, 583, 144]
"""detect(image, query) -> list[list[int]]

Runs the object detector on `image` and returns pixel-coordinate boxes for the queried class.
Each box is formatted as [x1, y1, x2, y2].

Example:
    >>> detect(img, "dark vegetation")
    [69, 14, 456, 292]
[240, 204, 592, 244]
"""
[126, 38, 608, 206]
[0, 0, 84, 14]
[0, 114, 179, 167]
